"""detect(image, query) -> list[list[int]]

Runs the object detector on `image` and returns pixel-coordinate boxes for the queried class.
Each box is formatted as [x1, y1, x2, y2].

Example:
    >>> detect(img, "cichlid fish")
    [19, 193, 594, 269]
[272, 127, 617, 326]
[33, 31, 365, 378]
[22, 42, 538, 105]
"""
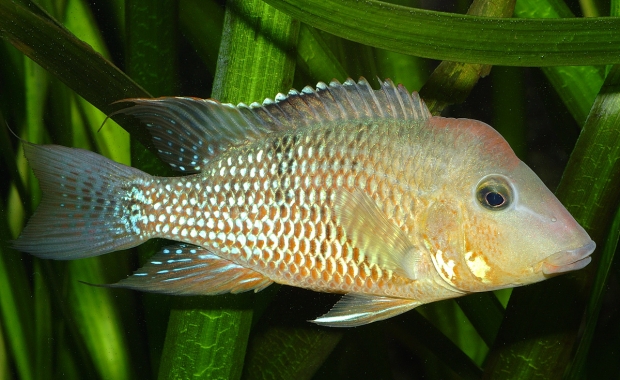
[14, 78, 595, 327]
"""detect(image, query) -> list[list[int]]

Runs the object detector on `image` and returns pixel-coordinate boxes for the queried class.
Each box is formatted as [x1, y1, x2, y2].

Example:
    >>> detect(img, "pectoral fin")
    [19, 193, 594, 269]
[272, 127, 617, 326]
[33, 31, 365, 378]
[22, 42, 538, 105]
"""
[312, 294, 420, 327]
[333, 189, 421, 279]
[110, 244, 272, 295]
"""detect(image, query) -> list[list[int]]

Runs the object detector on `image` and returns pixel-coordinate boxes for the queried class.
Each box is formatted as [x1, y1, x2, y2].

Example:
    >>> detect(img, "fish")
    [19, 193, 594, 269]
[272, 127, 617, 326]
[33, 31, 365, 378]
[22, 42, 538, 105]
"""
[14, 78, 596, 327]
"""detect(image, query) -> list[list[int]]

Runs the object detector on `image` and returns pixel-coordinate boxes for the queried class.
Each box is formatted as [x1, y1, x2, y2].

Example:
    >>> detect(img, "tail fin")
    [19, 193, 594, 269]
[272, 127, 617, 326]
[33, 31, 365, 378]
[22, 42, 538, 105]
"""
[14, 143, 151, 259]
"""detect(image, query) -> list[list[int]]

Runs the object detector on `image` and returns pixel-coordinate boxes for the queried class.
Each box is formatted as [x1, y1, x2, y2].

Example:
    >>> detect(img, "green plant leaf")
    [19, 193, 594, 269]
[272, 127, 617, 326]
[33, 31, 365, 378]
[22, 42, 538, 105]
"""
[0, 0, 154, 151]
[263, 0, 620, 67]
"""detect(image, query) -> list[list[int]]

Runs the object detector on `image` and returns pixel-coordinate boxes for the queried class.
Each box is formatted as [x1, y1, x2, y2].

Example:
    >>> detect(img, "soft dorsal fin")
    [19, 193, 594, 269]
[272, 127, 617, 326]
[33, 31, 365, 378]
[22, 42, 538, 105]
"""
[109, 244, 272, 295]
[312, 294, 420, 327]
[112, 78, 431, 173]
[333, 189, 421, 280]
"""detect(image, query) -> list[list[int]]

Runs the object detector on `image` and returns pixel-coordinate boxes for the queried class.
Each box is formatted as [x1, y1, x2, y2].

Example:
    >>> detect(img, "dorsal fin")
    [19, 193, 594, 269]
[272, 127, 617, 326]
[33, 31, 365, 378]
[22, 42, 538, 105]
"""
[112, 78, 431, 173]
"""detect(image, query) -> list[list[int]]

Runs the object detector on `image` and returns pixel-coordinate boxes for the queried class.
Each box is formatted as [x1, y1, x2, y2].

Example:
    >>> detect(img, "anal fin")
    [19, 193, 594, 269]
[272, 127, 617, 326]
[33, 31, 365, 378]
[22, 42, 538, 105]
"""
[111, 244, 272, 295]
[311, 294, 420, 327]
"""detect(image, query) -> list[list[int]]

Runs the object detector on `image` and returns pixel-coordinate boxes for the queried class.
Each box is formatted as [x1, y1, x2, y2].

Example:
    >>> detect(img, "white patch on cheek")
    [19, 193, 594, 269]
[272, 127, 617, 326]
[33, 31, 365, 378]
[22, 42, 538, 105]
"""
[464, 251, 491, 283]
[431, 250, 457, 285]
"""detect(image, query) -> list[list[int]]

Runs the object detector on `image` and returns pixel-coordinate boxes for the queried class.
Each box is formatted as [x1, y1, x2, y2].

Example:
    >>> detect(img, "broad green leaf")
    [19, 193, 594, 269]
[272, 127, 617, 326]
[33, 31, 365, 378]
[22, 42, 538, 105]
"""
[244, 324, 342, 379]
[295, 24, 347, 83]
[263, 0, 620, 67]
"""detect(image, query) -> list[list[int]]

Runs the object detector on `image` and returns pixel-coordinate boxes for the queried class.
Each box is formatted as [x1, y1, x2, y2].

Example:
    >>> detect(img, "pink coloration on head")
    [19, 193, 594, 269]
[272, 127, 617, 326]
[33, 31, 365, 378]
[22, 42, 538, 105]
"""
[427, 117, 520, 171]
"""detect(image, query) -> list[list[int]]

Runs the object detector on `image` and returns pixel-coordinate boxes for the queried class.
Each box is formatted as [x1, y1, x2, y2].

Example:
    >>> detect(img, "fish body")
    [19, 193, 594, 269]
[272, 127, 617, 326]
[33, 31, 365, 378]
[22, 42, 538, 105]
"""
[15, 78, 595, 326]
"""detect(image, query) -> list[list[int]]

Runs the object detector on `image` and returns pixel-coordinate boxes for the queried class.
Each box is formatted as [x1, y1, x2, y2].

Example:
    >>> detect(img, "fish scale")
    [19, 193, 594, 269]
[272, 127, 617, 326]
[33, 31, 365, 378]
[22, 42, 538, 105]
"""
[14, 78, 595, 327]
[131, 119, 415, 299]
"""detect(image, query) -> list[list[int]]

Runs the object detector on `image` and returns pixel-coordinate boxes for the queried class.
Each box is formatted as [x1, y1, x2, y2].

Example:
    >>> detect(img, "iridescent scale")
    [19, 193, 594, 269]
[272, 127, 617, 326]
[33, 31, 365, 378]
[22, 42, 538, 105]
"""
[132, 119, 423, 298]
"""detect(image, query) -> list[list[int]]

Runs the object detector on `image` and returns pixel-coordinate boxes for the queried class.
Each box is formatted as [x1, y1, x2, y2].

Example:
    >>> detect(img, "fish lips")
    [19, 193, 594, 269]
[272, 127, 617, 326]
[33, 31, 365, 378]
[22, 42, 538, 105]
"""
[542, 240, 596, 275]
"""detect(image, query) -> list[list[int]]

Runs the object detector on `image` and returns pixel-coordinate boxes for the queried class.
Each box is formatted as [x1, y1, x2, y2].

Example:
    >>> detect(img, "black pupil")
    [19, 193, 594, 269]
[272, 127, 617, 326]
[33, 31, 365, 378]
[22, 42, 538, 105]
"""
[485, 192, 505, 207]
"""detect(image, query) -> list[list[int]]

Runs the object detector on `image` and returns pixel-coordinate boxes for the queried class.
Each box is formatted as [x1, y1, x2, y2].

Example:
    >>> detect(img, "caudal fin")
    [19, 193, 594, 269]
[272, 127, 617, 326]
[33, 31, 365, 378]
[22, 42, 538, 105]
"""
[14, 143, 150, 259]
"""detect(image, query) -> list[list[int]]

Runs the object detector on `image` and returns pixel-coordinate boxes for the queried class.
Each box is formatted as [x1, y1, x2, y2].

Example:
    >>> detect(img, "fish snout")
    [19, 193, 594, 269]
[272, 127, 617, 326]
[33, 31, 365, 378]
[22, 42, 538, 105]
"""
[542, 240, 596, 275]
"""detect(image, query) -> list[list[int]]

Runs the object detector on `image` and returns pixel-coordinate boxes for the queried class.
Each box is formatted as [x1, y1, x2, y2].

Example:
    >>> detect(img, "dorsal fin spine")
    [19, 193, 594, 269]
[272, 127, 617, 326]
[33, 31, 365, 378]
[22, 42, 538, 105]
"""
[298, 93, 325, 126]
[339, 79, 364, 119]
[306, 86, 337, 121]
[353, 79, 379, 119]
[325, 81, 353, 120]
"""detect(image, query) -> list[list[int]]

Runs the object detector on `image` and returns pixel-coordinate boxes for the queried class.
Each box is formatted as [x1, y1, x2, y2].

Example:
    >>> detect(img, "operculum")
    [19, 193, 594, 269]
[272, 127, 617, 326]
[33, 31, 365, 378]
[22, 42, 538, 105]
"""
[420, 200, 481, 292]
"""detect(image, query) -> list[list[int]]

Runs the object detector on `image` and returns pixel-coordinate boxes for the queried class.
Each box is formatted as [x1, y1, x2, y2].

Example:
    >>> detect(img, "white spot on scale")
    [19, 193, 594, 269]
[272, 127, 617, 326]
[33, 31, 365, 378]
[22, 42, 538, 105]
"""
[199, 230, 207, 239]
[162, 225, 170, 233]
[159, 215, 166, 222]
[217, 232, 226, 242]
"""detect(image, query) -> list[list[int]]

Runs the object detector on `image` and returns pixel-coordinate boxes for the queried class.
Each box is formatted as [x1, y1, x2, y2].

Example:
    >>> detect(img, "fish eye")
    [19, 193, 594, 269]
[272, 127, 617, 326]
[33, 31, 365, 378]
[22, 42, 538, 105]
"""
[476, 175, 513, 211]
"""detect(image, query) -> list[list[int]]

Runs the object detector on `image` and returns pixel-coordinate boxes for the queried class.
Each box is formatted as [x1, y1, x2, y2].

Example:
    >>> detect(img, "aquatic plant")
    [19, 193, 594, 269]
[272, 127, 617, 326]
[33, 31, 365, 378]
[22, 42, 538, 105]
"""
[0, 0, 619, 378]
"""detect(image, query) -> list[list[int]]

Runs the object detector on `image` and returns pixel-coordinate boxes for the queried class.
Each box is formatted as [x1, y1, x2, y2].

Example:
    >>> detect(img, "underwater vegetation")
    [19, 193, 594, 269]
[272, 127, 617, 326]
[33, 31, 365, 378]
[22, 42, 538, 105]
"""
[1, 0, 620, 379]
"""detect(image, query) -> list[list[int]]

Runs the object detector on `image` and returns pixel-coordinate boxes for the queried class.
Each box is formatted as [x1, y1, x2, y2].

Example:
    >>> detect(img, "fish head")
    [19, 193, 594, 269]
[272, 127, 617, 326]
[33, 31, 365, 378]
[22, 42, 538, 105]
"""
[458, 162, 595, 291]
[420, 118, 595, 292]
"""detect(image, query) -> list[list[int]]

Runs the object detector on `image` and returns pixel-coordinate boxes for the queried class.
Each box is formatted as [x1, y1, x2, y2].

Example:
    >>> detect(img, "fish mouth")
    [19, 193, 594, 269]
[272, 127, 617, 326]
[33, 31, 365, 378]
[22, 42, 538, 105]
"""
[542, 240, 596, 275]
